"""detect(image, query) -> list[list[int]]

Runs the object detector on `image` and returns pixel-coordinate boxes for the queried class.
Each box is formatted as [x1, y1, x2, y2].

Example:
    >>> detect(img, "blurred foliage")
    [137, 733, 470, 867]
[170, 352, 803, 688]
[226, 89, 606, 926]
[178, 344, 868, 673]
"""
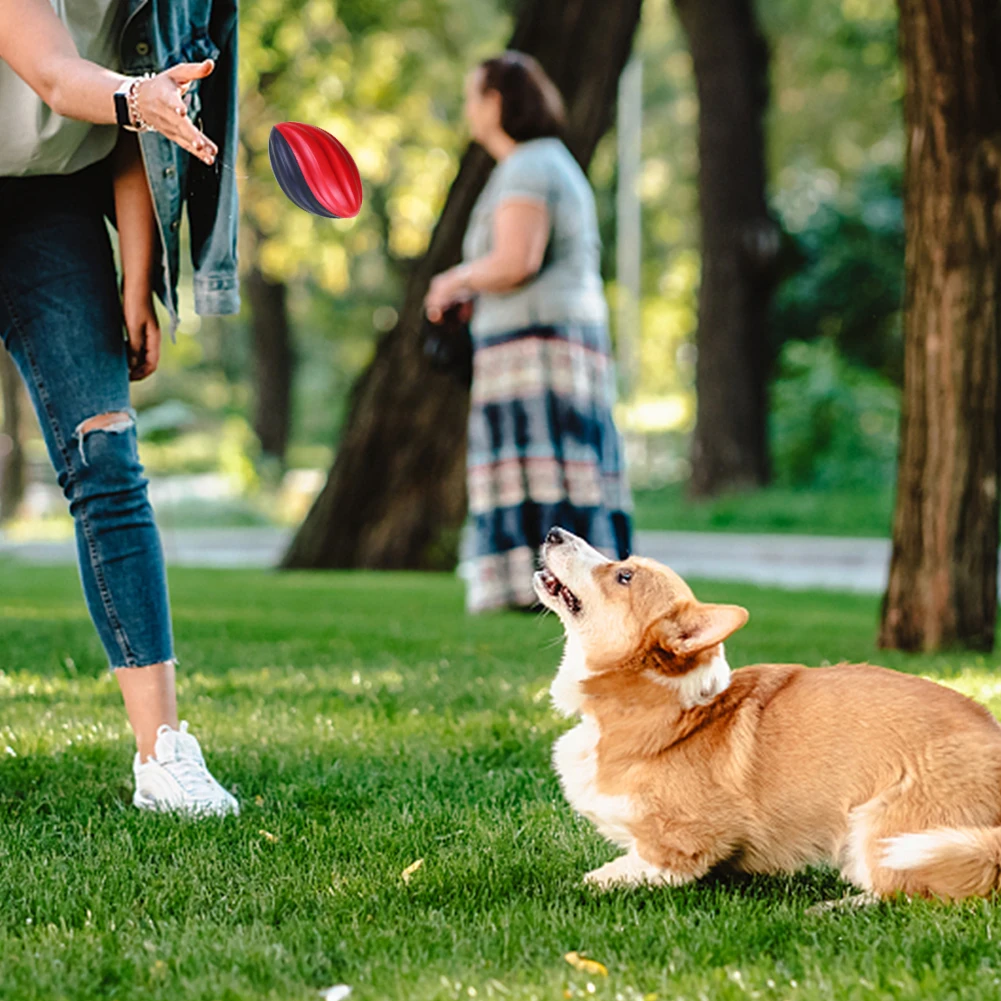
[596, 0, 700, 410]
[771, 338, 899, 490]
[772, 167, 904, 383]
[607, 0, 902, 431]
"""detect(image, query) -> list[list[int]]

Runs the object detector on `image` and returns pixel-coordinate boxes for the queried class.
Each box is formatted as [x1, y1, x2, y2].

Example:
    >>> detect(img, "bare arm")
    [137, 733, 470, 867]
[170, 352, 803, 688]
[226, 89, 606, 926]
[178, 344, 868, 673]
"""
[0, 0, 121, 123]
[462, 199, 550, 292]
[111, 132, 161, 381]
[424, 199, 550, 320]
[0, 0, 218, 164]
[111, 132, 156, 293]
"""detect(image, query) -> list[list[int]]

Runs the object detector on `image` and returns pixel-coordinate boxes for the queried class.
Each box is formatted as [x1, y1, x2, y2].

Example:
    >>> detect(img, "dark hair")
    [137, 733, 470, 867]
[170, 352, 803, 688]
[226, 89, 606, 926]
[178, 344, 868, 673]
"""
[478, 51, 566, 142]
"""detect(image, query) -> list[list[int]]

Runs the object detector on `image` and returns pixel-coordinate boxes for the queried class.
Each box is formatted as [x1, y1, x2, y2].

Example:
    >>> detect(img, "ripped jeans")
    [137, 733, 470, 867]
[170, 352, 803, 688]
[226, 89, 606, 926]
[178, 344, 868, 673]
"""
[0, 162, 174, 670]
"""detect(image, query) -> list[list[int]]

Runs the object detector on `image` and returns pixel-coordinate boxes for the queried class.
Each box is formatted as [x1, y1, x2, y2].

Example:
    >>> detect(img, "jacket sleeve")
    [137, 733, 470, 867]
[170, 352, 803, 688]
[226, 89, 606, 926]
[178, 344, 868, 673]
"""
[187, 0, 240, 315]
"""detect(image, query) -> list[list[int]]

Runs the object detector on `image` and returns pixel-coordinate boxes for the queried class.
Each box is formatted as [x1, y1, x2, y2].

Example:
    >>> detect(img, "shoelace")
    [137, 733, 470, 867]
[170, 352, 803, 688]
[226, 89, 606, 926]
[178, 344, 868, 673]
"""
[155, 723, 222, 802]
[162, 756, 222, 801]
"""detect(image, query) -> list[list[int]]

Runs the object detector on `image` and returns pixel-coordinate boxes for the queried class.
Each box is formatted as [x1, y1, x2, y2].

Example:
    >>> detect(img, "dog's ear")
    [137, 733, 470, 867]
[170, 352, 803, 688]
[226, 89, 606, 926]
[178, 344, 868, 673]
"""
[655, 601, 748, 657]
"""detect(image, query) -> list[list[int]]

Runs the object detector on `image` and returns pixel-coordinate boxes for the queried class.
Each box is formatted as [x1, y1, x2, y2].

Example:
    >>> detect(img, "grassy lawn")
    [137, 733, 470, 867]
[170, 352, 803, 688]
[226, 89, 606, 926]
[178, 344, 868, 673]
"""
[3, 562, 1001, 1001]
[633, 484, 894, 538]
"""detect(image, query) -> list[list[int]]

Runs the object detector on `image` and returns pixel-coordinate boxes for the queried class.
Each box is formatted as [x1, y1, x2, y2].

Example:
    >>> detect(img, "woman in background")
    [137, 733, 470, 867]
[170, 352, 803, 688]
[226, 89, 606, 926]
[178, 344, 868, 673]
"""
[426, 51, 632, 613]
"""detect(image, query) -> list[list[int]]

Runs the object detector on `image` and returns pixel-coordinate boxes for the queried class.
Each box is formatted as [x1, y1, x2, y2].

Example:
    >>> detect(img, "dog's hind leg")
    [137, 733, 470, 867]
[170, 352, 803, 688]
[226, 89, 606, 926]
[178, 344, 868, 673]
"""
[821, 776, 924, 906]
[837, 770, 1001, 900]
[805, 891, 882, 916]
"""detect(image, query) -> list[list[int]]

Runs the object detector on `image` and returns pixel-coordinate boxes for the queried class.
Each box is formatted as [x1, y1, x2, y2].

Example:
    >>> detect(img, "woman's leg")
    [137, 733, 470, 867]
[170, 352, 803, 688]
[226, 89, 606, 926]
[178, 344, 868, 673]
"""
[116, 661, 178, 761]
[0, 166, 235, 812]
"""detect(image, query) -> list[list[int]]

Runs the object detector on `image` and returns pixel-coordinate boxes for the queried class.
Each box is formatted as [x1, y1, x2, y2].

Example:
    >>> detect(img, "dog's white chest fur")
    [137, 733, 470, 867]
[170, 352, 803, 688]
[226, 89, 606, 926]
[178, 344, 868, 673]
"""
[549, 628, 735, 852]
[550, 634, 636, 847]
[553, 714, 636, 847]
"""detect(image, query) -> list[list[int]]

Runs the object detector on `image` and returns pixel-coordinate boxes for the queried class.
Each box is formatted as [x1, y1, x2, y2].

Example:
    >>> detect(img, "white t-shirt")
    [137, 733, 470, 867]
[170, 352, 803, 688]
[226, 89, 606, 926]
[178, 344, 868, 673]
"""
[0, 0, 124, 177]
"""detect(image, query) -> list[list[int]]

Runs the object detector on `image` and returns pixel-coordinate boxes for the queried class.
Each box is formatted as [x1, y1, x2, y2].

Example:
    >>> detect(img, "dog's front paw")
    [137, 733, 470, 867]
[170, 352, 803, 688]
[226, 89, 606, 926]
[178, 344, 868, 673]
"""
[583, 860, 626, 890]
[583, 851, 688, 890]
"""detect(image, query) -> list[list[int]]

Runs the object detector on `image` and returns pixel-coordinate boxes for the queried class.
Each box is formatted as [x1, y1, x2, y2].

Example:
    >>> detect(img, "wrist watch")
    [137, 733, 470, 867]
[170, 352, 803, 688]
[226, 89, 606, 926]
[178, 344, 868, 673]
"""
[113, 77, 137, 129]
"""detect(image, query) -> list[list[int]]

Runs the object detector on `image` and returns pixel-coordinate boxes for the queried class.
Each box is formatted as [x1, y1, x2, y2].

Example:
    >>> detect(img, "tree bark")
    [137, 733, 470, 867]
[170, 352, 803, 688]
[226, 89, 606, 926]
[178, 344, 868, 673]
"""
[879, 0, 1001, 651]
[247, 261, 294, 466]
[282, 0, 643, 570]
[674, 0, 780, 497]
[0, 348, 25, 524]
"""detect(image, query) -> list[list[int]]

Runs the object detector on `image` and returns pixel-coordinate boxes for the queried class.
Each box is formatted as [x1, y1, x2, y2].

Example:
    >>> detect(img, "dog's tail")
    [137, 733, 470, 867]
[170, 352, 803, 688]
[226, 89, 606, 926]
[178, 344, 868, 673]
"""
[881, 826, 1001, 899]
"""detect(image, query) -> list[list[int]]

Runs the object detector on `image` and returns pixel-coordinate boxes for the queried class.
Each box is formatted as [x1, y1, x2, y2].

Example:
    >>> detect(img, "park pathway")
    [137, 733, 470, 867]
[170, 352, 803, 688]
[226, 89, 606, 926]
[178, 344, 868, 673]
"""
[0, 526, 891, 593]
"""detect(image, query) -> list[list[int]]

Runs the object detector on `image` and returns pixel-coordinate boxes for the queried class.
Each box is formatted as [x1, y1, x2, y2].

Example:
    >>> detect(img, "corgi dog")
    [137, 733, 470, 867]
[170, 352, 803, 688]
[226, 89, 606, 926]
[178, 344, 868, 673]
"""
[534, 527, 1001, 901]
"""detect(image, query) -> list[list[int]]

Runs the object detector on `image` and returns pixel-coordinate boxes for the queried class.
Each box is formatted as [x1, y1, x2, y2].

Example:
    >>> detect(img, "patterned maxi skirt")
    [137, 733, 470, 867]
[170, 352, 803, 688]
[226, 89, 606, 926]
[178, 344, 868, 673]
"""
[460, 322, 633, 613]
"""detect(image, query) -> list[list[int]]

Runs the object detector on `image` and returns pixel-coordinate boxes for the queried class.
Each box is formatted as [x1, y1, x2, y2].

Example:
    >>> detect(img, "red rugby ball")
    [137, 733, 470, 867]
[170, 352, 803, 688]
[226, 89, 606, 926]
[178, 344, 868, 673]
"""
[269, 121, 363, 219]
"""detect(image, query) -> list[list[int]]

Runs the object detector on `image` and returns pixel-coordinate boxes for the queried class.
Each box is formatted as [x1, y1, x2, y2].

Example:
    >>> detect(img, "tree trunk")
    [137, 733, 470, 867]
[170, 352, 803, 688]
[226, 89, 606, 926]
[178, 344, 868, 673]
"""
[674, 0, 780, 497]
[879, 0, 1001, 652]
[247, 261, 293, 466]
[0, 348, 25, 524]
[282, 0, 643, 570]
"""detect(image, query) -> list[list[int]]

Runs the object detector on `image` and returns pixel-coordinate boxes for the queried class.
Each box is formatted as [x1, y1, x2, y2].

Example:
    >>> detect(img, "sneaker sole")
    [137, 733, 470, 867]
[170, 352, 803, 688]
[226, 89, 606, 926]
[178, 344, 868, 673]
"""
[133, 789, 240, 817]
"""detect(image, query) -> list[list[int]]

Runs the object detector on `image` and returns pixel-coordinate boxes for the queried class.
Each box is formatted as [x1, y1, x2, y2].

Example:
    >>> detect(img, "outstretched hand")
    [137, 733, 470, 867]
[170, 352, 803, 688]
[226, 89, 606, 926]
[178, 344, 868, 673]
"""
[134, 59, 218, 165]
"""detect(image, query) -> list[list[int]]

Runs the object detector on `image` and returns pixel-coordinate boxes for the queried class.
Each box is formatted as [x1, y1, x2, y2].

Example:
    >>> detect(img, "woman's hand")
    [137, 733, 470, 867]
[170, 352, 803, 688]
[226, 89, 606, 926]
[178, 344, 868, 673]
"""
[122, 286, 162, 382]
[425, 267, 471, 323]
[134, 60, 218, 165]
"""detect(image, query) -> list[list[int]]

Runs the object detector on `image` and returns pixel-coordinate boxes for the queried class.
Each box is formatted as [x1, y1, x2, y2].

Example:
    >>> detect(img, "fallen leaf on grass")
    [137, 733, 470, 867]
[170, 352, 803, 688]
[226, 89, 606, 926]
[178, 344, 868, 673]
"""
[564, 952, 608, 976]
[319, 987, 351, 1001]
[401, 858, 424, 883]
[258, 829, 278, 842]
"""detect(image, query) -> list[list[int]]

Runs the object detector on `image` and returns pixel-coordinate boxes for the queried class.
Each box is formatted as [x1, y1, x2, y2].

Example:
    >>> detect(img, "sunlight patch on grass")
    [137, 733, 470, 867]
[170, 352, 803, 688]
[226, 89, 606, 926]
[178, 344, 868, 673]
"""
[933, 667, 1001, 716]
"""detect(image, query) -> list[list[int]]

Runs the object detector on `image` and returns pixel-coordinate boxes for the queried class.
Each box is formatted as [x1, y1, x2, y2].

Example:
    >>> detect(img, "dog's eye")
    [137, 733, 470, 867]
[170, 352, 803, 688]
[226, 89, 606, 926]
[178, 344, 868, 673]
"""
[617, 569, 633, 585]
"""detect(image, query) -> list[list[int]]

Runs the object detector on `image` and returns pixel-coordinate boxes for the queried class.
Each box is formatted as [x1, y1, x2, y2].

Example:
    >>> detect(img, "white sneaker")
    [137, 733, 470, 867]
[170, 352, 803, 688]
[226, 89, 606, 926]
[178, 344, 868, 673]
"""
[132, 721, 240, 817]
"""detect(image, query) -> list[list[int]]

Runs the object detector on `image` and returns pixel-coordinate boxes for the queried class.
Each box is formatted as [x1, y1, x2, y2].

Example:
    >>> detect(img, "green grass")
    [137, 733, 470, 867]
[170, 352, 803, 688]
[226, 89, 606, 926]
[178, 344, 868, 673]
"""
[633, 484, 894, 538]
[2, 562, 1001, 1001]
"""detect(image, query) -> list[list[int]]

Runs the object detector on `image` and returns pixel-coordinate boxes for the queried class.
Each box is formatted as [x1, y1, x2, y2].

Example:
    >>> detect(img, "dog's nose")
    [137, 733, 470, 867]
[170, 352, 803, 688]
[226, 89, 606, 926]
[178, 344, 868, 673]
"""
[546, 527, 566, 546]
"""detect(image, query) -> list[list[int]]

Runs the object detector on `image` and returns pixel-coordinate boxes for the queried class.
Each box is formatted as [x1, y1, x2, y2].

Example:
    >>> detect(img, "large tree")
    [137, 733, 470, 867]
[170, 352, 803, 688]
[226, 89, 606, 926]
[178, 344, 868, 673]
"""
[282, 0, 644, 570]
[673, 0, 781, 497]
[879, 0, 1001, 651]
[246, 232, 294, 467]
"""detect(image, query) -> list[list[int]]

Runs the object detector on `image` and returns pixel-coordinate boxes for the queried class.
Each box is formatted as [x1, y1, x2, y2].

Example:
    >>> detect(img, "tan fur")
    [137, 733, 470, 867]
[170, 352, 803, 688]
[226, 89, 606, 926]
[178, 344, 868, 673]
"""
[534, 529, 1001, 900]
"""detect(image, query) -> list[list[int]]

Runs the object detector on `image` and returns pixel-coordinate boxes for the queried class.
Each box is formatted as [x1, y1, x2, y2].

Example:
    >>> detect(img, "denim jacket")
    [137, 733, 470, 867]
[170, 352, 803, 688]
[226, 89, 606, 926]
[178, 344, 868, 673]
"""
[120, 0, 240, 332]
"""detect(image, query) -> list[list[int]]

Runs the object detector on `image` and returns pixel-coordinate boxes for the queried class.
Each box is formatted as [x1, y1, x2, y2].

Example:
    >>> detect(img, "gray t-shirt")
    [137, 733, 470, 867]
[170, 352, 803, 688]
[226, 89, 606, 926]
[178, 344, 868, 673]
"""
[0, 0, 124, 177]
[463, 137, 608, 337]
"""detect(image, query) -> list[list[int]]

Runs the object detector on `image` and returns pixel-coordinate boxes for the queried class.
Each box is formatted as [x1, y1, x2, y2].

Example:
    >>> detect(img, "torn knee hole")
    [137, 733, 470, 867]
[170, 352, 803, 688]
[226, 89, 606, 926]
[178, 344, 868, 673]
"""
[76, 411, 134, 436]
[73, 411, 135, 466]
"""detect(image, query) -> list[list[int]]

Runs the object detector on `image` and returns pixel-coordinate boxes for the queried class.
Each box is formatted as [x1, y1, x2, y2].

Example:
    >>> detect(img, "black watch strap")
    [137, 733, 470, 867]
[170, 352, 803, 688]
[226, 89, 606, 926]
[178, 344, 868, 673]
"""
[114, 81, 133, 127]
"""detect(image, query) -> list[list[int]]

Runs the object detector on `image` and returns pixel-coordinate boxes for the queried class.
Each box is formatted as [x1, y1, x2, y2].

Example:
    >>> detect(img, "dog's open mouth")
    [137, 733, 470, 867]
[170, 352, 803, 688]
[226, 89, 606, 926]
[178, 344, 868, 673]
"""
[538, 567, 582, 614]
